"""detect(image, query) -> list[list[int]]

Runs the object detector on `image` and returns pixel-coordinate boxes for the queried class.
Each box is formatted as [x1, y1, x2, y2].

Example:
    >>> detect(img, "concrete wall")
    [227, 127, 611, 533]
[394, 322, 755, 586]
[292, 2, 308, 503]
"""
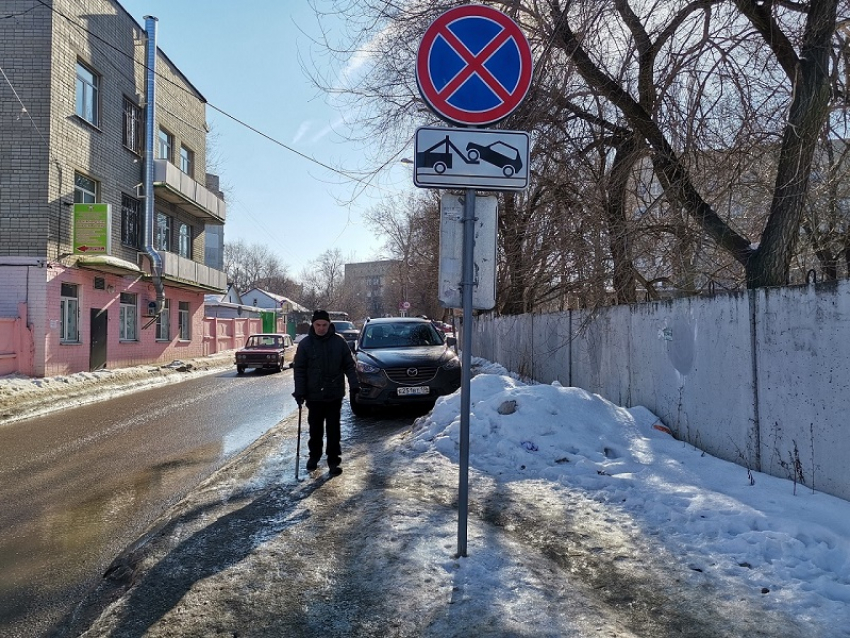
[472, 280, 850, 502]
[754, 283, 850, 499]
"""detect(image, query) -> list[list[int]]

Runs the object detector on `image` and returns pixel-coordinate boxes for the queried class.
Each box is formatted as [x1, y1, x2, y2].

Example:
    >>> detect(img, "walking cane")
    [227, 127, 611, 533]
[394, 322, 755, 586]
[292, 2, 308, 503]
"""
[295, 403, 303, 481]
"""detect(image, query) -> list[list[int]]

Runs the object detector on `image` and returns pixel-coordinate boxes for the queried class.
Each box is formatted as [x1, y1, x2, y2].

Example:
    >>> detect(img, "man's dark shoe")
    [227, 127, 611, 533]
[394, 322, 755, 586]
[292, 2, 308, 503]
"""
[329, 465, 343, 476]
[306, 458, 319, 472]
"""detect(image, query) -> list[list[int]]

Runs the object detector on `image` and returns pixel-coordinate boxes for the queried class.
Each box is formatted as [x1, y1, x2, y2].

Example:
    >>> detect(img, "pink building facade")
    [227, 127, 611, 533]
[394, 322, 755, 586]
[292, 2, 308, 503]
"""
[0, 0, 229, 377]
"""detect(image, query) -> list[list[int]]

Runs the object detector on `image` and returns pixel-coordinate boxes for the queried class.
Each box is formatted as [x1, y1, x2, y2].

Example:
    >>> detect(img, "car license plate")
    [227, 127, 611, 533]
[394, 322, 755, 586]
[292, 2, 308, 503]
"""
[398, 386, 429, 396]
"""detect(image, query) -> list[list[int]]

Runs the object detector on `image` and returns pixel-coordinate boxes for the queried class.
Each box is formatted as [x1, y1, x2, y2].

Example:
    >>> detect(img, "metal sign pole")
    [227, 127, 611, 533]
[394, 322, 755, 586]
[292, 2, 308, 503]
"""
[415, 4, 532, 560]
[457, 187, 476, 558]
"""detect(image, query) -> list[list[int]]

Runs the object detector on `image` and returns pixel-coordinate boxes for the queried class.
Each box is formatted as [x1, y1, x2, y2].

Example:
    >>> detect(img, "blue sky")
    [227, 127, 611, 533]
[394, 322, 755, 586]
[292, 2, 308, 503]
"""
[118, 1, 412, 274]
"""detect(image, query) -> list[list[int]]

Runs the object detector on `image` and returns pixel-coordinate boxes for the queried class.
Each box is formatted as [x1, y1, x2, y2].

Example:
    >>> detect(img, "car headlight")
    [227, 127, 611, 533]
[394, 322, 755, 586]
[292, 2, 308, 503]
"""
[443, 357, 460, 370]
[357, 361, 380, 374]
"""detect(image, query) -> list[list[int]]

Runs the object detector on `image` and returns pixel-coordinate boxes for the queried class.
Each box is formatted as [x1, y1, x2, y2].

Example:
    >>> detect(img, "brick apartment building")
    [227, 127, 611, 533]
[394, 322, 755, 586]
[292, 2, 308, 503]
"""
[344, 260, 400, 318]
[0, 0, 227, 376]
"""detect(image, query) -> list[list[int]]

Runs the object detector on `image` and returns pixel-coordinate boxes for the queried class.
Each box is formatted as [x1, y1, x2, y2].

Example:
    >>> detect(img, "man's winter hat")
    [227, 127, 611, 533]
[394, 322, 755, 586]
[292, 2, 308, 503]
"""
[312, 309, 330, 323]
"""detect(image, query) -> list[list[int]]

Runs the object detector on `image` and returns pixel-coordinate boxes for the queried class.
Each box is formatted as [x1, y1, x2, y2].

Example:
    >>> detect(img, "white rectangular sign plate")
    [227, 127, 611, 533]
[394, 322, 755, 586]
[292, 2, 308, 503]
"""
[438, 194, 497, 310]
[414, 127, 529, 190]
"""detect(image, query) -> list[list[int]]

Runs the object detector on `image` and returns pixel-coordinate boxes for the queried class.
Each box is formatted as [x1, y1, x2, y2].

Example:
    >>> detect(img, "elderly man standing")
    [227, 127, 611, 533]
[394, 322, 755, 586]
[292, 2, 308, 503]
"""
[292, 309, 360, 475]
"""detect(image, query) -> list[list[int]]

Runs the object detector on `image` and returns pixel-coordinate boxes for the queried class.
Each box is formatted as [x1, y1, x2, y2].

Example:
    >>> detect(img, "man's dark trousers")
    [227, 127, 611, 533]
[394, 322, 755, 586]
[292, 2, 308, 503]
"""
[306, 399, 343, 467]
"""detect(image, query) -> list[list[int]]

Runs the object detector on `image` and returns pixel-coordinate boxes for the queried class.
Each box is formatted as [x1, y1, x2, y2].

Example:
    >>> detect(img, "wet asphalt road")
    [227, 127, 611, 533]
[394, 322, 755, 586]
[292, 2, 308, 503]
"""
[0, 366, 299, 638]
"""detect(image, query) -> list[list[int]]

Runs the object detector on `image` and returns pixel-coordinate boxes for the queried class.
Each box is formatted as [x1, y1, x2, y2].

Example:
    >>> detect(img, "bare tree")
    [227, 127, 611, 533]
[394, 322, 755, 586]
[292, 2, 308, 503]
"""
[307, 0, 849, 315]
[546, 0, 841, 288]
[363, 191, 443, 318]
[299, 248, 349, 310]
[223, 239, 292, 293]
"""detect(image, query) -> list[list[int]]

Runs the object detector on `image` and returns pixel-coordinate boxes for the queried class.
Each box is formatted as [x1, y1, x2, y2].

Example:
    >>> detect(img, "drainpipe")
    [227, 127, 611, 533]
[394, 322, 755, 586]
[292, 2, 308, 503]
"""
[143, 16, 164, 316]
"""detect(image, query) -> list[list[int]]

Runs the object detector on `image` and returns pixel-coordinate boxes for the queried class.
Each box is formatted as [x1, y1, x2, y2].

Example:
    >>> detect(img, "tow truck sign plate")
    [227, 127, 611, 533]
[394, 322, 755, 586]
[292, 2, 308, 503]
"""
[413, 126, 529, 190]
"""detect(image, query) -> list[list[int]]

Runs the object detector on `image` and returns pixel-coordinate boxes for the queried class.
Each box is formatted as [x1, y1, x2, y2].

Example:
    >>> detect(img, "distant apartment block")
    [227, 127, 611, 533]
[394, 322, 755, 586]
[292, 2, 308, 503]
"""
[0, 0, 227, 376]
[344, 260, 400, 318]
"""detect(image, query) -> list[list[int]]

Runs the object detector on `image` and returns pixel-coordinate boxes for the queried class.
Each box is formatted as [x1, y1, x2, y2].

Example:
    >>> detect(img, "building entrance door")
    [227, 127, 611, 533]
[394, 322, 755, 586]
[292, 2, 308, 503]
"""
[90, 308, 108, 371]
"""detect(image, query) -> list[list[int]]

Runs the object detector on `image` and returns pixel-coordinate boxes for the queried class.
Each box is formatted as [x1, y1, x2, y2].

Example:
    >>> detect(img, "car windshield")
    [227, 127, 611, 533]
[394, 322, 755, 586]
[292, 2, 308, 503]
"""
[333, 321, 356, 331]
[245, 336, 281, 349]
[360, 322, 444, 349]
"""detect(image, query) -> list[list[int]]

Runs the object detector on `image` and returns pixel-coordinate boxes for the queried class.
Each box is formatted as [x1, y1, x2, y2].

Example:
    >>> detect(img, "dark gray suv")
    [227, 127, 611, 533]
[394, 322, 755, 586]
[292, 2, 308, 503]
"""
[350, 317, 460, 416]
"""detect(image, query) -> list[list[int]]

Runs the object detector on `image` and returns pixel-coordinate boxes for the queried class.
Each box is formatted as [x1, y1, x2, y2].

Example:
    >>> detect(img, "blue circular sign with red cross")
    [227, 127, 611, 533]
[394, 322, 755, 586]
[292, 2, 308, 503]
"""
[416, 5, 533, 127]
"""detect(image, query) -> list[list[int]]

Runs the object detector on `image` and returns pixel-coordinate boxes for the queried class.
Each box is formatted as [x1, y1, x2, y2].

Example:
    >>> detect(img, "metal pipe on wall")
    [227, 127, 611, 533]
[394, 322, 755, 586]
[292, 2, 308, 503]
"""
[143, 16, 164, 317]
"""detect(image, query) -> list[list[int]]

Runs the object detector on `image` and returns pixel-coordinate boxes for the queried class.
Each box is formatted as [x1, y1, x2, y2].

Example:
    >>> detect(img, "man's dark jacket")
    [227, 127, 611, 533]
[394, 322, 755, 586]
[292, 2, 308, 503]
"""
[293, 323, 359, 402]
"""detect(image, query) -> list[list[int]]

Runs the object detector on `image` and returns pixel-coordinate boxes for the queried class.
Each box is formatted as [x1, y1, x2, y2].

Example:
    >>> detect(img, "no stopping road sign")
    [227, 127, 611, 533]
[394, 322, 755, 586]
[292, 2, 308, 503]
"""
[416, 5, 533, 126]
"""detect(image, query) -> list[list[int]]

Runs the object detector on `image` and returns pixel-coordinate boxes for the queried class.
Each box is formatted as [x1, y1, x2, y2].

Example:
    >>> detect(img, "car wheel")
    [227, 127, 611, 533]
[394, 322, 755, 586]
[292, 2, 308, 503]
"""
[237, 365, 245, 374]
[350, 396, 371, 417]
[275, 359, 283, 372]
[467, 148, 480, 162]
[503, 165, 515, 177]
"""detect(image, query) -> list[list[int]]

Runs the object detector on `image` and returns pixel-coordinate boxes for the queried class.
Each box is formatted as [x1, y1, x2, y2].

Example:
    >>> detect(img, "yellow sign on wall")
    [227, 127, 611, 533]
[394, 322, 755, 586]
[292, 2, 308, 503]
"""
[73, 203, 111, 255]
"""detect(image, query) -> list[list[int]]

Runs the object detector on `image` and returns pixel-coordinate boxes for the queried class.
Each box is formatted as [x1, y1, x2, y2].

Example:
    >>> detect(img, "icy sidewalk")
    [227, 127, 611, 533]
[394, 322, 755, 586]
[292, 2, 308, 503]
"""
[61, 408, 825, 638]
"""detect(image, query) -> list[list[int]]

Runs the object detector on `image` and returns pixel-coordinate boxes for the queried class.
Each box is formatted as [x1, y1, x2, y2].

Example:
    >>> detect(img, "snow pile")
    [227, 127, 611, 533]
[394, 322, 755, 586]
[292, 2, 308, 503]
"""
[407, 367, 850, 633]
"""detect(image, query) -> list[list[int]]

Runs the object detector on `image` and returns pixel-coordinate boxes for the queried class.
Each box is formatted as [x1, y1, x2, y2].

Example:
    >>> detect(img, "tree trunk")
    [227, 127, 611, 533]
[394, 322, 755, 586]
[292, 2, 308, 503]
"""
[604, 135, 641, 303]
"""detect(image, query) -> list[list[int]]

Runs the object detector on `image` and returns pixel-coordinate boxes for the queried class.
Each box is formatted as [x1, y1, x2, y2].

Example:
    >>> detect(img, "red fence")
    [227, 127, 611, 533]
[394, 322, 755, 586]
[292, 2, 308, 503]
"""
[202, 317, 263, 355]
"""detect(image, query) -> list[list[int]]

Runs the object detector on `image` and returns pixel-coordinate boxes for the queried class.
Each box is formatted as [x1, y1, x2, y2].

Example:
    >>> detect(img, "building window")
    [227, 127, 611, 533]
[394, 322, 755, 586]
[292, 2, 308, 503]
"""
[155, 212, 171, 251]
[178, 301, 190, 340]
[156, 299, 171, 340]
[75, 61, 99, 125]
[60, 283, 80, 342]
[178, 222, 192, 258]
[157, 128, 173, 161]
[179, 145, 194, 176]
[74, 172, 97, 203]
[121, 193, 141, 248]
[119, 293, 138, 340]
[122, 97, 143, 153]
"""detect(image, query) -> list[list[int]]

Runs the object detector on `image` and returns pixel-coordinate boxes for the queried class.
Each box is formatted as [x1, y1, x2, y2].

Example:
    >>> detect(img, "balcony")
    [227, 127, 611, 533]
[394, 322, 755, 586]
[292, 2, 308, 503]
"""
[153, 159, 226, 224]
[156, 251, 227, 292]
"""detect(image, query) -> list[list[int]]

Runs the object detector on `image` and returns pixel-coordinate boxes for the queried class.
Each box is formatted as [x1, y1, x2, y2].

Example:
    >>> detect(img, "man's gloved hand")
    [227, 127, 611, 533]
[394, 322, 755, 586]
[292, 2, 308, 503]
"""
[293, 393, 305, 406]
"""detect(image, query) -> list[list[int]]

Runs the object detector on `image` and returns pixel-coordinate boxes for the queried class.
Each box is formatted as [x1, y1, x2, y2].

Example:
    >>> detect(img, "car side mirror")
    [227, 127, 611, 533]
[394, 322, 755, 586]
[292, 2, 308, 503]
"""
[446, 336, 457, 347]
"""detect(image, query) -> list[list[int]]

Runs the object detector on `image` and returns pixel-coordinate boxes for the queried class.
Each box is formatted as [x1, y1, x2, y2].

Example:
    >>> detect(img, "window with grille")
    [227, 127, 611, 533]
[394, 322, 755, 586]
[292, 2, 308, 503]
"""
[155, 212, 171, 251]
[122, 97, 143, 153]
[121, 193, 141, 248]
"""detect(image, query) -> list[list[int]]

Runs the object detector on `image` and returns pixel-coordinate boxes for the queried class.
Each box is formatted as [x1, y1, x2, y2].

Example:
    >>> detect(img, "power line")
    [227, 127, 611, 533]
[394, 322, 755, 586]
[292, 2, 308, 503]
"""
[0, 63, 49, 147]
[30, 0, 379, 189]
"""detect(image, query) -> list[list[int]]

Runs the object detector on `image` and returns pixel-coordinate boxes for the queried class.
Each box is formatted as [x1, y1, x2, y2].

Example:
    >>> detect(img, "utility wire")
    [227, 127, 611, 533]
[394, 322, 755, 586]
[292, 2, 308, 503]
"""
[30, 0, 380, 189]
[0, 63, 49, 148]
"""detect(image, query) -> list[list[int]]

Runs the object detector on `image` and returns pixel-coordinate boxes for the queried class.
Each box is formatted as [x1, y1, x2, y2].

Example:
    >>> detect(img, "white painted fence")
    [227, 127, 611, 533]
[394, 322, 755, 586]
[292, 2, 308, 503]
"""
[471, 280, 850, 502]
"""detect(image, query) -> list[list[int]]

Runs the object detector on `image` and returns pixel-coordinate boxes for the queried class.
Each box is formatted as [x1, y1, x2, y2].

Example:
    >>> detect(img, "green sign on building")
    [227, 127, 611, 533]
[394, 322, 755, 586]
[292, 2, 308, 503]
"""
[73, 203, 111, 255]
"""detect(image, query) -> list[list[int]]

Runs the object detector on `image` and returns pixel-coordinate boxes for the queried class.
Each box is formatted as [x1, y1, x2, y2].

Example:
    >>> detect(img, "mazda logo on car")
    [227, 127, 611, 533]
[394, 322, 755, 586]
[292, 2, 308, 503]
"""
[406, 368, 418, 377]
